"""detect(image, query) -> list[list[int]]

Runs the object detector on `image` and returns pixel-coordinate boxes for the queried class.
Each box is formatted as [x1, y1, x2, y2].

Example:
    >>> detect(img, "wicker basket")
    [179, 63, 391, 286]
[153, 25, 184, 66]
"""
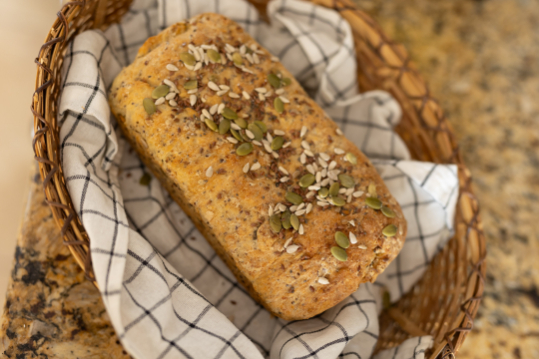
[31, 0, 486, 357]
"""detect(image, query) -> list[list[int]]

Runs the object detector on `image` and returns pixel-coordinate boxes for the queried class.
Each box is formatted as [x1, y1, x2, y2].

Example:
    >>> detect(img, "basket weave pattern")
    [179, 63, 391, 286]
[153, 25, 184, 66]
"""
[31, 0, 486, 357]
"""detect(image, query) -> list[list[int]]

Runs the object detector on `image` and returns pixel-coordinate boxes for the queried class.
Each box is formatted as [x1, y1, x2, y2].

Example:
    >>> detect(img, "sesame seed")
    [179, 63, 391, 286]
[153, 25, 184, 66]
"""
[166, 64, 179, 71]
[278, 166, 289, 175]
[336, 128, 343, 135]
[155, 97, 165, 105]
[299, 224, 305, 235]
[279, 96, 290, 103]
[275, 89, 285, 95]
[295, 209, 306, 216]
[206, 166, 213, 178]
[208, 81, 220, 91]
[169, 100, 178, 106]
[280, 176, 289, 183]
[300, 153, 307, 164]
[217, 90, 228, 96]
[251, 162, 261, 171]
[318, 277, 329, 285]
[218, 103, 225, 114]
[189, 95, 197, 106]
[301, 141, 310, 150]
[228, 92, 240, 99]
[334, 148, 345, 155]
[242, 91, 250, 100]
[284, 237, 294, 249]
[358, 244, 367, 249]
[252, 140, 262, 146]
[194, 62, 202, 71]
[271, 56, 279, 62]
[209, 104, 218, 115]
[243, 163, 250, 173]
[300, 126, 308, 138]
[245, 130, 255, 139]
[306, 203, 313, 214]
[231, 123, 241, 131]
[165, 92, 176, 100]
[226, 137, 238, 144]
[274, 130, 285, 136]
[286, 244, 299, 254]
[328, 161, 337, 170]
[304, 150, 314, 157]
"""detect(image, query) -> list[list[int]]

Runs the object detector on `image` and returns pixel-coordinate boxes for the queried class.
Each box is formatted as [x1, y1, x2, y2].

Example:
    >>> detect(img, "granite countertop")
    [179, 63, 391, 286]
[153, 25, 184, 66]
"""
[2, 0, 539, 358]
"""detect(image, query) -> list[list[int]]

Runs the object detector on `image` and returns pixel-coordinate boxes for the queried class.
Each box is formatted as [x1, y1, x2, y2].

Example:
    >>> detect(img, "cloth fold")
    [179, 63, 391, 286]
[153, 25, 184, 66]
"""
[58, 0, 459, 358]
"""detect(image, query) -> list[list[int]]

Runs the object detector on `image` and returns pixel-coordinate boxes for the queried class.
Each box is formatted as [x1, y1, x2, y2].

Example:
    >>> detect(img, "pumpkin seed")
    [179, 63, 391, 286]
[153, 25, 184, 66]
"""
[270, 214, 282, 233]
[281, 210, 291, 229]
[230, 129, 243, 142]
[207, 49, 221, 63]
[338, 174, 355, 188]
[299, 174, 315, 188]
[345, 152, 357, 165]
[204, 118, 218, 131]
[282, 77, 292, 86]
[240, 130, 251, 142]
[381, 206, 396, 218]
[329, 182, 340, 197]
[222, 107, 238, 120]
[234, 117, 247, 129]
[335, 231, 350, 249]
[330, 196, 346, 207]
[318, 188, 329, 198]
[290, 214, 300, 231]
[268, 73, 281, 89]
[139, 172, 151, 186]
[382, 224, 397, 237]
[331, 246, 347, 262]
[232, 52, 243, 66]
[274, 97, 284, 114]
[180, 52, 196, 66]
[152, 85, 170, 99]
[271, 136, 284, 151]
[254, 121, 267, 133]
[365, 197, 382, 210]
[143, 98, 156, 115]
[219, 119, 231, 135]
[236, 142, 253, 156]
[382, 291, 391, 310]
[184, 80, 198, 90]
[247, 123, 263, 140]
[285, 191, 303, 205]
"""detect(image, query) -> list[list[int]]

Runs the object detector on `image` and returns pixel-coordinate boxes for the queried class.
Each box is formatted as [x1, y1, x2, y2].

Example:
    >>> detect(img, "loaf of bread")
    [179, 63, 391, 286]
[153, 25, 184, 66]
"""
[109, 13, 406, 320]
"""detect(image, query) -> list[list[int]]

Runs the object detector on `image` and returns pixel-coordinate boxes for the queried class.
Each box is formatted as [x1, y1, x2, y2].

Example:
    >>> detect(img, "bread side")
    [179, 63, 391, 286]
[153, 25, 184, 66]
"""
[109, 13, 406, 320]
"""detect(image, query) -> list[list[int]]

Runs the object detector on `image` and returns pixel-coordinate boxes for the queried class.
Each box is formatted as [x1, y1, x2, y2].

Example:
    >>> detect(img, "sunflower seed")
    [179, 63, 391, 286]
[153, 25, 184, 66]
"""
[166, 64, 179, 71]
[188, 89, 198, 94]
[165, 92, 176, 100]
[349, 232, 358, 244]
[283, 141, 291, 148]
[306, 203, 313, 214]
[229, 92, 240, 99]
[206, 166, 213, 178]
[284, 237, 294, 248]
[349, 220, 356, 227]
[286, 244, 299, 254]
[253, 53, 260, 64]
[163, 79, 178, 92]
[189, 94, 197, 106]
[358, 244, 367, 249]
[252, 140, 262, 146]
[271, 55, 279, 62]
[218, 103, 225, 114]
[331, 246, 347, 262]
[304, 150, 314, 157]
[278, 166, 289, 175]
[155, 97, 165, 105]
[295, 209, 306, 216]
[251, 162, 261, 171]
[317, 201, 329, 207]
[336, 128, 344, 135]
[243, 163, 250, 173]
[231, 123, 242, 131]
[318, 277, 329, 285]
[279, 96, 290, 104]
[277, 203, 287, 212]
[268, 205, 274, 217]
[258, 93, 266, 101]
[242, 91, 250, 100]
[169, 100, 177, 106]
[299, 224, 305, 235]
[208, 81, 220, 91]
[280, 176, 289, 183]
[217, 90, 228, 96]
[334, 148, 345, 155]
[226, 136, 238, 144]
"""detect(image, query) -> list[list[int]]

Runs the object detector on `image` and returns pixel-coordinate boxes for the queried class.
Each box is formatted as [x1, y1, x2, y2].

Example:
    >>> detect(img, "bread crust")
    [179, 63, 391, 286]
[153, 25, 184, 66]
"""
[109, 13, 406, 320]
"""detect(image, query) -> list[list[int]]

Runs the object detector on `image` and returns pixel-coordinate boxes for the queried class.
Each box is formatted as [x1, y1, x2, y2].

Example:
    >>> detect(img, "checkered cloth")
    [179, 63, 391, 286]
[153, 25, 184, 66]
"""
[57, 0, 458, 358]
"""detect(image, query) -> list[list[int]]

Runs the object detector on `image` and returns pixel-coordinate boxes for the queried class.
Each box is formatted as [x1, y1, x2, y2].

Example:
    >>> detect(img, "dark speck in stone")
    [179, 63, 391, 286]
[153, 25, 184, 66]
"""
[21, 261, 45, 285]
[515, 286, 539, 308]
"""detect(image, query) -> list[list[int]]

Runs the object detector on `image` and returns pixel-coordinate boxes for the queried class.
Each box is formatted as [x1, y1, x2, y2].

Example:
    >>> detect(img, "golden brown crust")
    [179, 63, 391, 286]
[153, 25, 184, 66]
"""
[109, 13, 406, 320]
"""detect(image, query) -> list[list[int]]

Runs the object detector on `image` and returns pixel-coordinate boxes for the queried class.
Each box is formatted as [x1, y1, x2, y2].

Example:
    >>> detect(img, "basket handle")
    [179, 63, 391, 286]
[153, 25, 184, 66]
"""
[94, 0, 108, 29]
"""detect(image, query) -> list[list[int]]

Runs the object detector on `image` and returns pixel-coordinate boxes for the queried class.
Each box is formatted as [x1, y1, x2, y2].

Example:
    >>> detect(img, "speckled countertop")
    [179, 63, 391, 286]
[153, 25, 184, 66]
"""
[2, 0, 539, 358]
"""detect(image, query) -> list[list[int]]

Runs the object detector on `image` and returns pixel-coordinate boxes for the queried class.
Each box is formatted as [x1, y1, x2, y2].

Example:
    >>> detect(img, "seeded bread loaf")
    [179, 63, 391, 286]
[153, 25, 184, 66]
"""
[108, 13, 407, 321]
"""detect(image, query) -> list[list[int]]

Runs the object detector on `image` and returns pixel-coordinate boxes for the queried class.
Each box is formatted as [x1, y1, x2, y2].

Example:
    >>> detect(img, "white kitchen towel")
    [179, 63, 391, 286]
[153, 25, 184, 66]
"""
[57, 0, 459, 358]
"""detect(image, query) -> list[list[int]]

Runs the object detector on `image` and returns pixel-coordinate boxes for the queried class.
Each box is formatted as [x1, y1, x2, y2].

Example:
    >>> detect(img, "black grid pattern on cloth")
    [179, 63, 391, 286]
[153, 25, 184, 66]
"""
[56, 0, 460, 358]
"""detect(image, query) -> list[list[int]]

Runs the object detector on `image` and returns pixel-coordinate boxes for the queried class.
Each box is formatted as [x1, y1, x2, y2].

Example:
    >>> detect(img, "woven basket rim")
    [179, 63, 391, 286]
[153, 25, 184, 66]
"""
[31, 0, 486, 358]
